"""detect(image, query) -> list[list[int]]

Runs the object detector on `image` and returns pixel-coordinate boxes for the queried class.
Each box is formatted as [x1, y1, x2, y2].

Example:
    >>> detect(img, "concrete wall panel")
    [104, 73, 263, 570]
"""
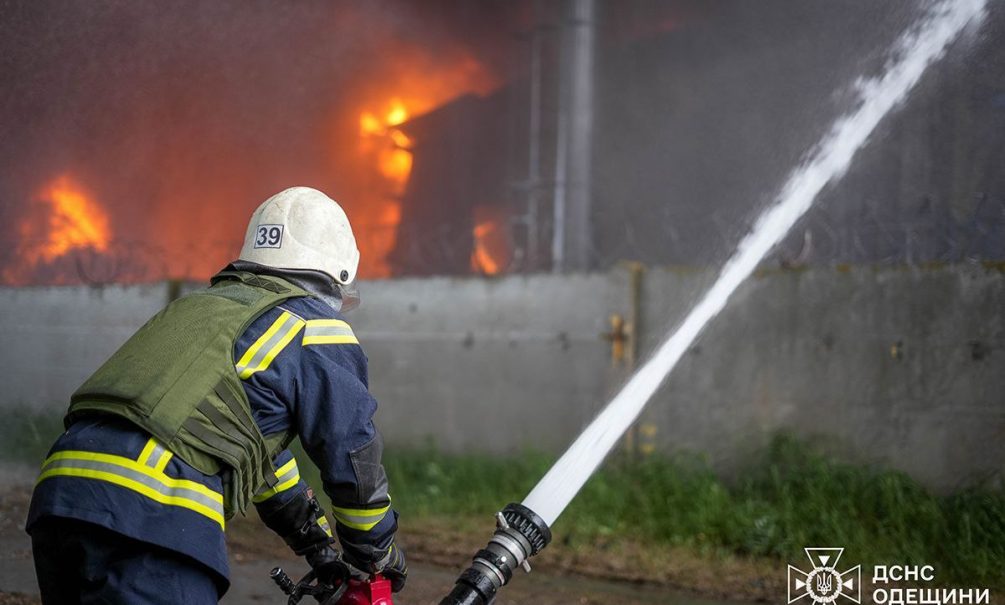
[1, 265, 1001, 488]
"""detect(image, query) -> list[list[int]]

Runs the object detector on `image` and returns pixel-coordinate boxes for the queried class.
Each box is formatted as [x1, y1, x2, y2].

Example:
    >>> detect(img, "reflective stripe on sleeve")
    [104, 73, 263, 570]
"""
[137, 438, 158, 465]
[153, 448, 174, 472]
[138, 437, 174, 472]
[331, 503, 390, 531]
[37, 450, 225, 529]
[302, 319, 359, 346]
[236, 310, 306, 379]
[252, 457, 301, 503]
[317, 515, 333, 538]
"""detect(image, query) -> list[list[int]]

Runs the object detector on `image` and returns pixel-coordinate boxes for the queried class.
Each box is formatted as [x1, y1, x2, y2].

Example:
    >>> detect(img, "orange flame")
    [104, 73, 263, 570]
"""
[23, 175, 110, 263]
[388, 129, 412, 149]
[353, 98, 419, 278]
[341, 52, 499, 279]
[3, 175, 112, 285]
[472, 222, 502, 274]
[471, 206, 511, 275]
[359, 112, 384, 136]
[359, 98, 415, 189]
[385, 99, 409, 127]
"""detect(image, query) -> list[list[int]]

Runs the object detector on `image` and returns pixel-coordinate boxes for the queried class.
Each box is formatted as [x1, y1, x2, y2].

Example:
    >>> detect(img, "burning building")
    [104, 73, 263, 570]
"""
[1, 1, 1003, 287]
[387, 0, 1005, 275]
[0, 0, 509, 285]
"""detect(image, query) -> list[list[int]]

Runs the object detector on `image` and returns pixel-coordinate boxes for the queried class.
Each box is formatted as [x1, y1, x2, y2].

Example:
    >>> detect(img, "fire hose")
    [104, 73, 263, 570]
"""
[439, 503, 552, 605]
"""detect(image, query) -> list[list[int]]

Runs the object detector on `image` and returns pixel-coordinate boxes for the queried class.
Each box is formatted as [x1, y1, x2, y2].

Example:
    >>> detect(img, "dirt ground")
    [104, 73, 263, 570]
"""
[1, 486, 760, 604]
[5, 484, 1003, 604]
[224, 516, 745, 605]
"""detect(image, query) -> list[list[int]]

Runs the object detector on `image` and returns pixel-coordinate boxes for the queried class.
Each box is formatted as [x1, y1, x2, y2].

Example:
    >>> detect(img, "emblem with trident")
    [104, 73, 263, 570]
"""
[787, 548, 861, 604]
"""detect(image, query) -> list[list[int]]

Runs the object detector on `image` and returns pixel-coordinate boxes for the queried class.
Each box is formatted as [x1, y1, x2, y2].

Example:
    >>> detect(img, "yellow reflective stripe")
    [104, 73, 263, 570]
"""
[38, 450, 224, 529]
[236, 312, 289, 372]
[331, 503, 391, 531]
[305, 319, 352, 328]
[331, 503, 391, 517]
[137, 438, 158, 465]
[252, 472, 301, 503]
[255, 322, 304, 375]
[302, 319, 359, 346]
[153, 449, 173, 473]
[140, 437, 173, 472]
[252, 457, 301, 503]
[318, 515, 333, 538]
[331, 517, 380, 531]
[236, 311, 306, 379]
[141, 440, 171, 472]
[385, 543, 406, 572]
[303, 334, 359, 345]
[38, 467, 224, 529]
[42, 450, 223, 504]
[274, 458, 297, 477]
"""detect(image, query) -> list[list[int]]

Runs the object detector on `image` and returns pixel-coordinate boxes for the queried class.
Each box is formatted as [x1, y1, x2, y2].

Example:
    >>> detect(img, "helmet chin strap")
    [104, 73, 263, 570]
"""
[227, 261, 350, 313]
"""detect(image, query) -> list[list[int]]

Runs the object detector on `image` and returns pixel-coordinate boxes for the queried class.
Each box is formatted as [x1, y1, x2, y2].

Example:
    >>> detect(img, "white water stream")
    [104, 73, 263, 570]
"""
[522, 0, 988, 526]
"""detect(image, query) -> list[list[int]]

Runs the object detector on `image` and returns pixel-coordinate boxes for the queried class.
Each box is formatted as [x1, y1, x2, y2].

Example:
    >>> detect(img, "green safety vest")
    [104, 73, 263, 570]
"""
[66, 271, 311, 519]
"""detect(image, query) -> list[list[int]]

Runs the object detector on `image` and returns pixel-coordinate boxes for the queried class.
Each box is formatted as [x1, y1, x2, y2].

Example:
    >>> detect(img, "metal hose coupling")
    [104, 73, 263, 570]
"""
[439, 503, 552, 605]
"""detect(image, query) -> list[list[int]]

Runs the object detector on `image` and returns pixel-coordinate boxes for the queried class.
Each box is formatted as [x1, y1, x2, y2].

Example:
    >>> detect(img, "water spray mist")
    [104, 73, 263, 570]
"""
[439, 1, 987, 602]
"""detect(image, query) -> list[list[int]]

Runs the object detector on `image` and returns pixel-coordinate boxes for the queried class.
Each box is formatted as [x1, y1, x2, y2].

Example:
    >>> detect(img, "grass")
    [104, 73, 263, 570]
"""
[0, 406, 64, 465]
[367, 436, 1003, 588]
[7, 410, 1002, 589]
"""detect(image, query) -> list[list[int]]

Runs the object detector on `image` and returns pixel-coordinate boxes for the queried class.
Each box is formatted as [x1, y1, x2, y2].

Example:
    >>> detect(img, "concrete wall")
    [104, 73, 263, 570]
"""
[635, 265, 1004, 490]
[1, 264, 1001, 489]
[1, 284, 175, 409]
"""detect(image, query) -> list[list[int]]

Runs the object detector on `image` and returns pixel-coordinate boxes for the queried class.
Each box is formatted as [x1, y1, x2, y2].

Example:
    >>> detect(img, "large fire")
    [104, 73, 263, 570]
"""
[3, 43, 500, 285]
[354, 99, 415, 278]
[4, 175, 111, 284]
[350, 55, 498, 278]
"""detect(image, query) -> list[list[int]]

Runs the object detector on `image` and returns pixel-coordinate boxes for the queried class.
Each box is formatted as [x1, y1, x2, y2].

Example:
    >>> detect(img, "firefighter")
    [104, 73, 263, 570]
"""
[26, 187, 407, 603]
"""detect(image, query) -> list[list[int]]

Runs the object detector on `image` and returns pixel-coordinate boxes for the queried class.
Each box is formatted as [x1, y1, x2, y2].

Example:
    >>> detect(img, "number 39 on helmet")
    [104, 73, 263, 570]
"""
[238, 186, 362, 309]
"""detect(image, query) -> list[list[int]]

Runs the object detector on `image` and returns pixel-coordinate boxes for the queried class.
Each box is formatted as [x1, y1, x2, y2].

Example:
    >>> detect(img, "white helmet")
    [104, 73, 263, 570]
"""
[239, 187, 361, 305]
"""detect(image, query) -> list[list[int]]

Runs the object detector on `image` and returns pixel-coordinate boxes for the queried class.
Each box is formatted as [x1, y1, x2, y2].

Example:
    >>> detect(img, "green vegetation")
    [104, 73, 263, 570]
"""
[368, 436, 1002, 588]
[0, 407, 64, 465]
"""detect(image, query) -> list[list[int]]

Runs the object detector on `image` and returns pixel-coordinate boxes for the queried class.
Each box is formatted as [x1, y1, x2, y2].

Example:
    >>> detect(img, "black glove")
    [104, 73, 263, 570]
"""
[377, 542, 408, 593]
[340, 540, 407, 593]
[306, 545, 351, 588]
[258, 490, 333, 550]
[257, 488, 347, 586]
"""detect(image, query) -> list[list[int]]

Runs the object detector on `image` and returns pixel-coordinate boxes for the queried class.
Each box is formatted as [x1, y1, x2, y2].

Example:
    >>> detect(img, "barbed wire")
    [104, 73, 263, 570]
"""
[0, 240, 241, 287]
[1, 198, 1002, 286]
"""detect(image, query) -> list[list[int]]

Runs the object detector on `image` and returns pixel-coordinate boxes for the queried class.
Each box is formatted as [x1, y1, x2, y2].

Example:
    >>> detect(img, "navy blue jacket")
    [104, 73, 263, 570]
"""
[27, 287, 397, 594]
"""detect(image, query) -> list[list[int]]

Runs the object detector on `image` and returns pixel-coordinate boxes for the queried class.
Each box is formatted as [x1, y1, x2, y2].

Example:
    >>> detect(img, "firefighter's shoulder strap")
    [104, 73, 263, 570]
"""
[67, 270, 311, 518]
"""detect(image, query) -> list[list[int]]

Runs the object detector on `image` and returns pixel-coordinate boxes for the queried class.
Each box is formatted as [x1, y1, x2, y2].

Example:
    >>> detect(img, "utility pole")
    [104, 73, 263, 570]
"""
[526, 0, 544, 272]
[552, 0, 595, 272]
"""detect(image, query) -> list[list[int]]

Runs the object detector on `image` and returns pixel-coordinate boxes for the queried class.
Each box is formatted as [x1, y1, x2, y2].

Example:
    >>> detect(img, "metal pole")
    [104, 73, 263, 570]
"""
[552, 0, 595, 272]
[527, 4, 543, 271]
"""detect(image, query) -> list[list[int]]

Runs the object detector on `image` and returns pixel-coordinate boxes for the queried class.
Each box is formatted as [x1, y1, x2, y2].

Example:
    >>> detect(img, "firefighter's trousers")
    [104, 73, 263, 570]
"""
[31, 516, 219, 605]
